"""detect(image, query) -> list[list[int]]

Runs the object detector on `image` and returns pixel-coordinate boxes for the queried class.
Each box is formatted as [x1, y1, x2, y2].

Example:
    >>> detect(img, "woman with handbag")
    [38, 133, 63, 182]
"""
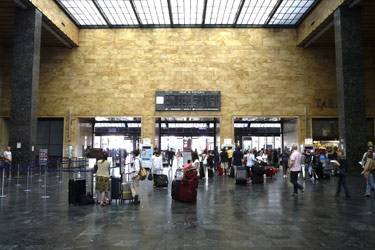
[332, 157, 350, 200]
[361, 156, 375, 197]
[96, 152, 110, 206]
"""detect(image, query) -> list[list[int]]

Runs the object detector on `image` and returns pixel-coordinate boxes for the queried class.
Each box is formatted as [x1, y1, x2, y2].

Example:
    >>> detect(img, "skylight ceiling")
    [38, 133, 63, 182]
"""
[55, 0, 320, 28]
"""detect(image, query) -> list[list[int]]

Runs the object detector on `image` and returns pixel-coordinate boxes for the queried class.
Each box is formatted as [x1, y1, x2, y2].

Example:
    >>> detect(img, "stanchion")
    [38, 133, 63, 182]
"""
[58, 160, 63, 184]
[0, 166, 7, 198]
[24, 165, 31, 192]
[15, 164, 21, 187]
[55, 159, 60, 178]
[37, 164, 43, 182]
[41, 164, 49, 199]
[8, 164, 12, 181]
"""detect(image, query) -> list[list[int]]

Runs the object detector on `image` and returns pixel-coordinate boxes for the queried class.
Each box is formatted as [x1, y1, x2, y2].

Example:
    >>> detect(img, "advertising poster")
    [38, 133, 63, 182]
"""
[141, 144, 153, 168]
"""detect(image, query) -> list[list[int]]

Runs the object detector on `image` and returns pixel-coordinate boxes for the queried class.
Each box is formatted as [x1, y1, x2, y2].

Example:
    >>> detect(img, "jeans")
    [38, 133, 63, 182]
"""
[299, 164, 306, 178]
[168, 158, 174, 167]
[290, 171, 303, 194]
[336, 175, 350, 198]
[366, 173, 375, 196]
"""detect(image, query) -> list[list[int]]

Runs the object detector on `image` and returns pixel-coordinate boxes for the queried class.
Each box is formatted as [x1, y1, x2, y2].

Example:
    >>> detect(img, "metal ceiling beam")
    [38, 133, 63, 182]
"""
[13, 0, 27, 9]
[167, 0, 174, 27]
[264, 0, 283, 26]
[92, 0, 111, 27]
[232, 0, 246, 27]
[201, 0, 208, 27]
[303, 20, 333, 49]
[129, 0, 143, 27]
[42, 21, 73, 49]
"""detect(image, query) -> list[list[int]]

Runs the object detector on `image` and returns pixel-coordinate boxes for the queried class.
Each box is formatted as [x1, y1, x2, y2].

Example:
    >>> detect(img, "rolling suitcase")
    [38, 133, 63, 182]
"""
[236, 167, 247, 185]
[121, 182, 133, 201]
[111, 177, 121, 201]
[252, 174, 264, 184]
[179, 177, 198, 203]
[199, 162, 205, 179]
[229, 166, 235, 178]
[69, 179, 86, 204]
[172, 180, 181, 201]
[218, 163, 223, 176]
[155, 174, 169, 188]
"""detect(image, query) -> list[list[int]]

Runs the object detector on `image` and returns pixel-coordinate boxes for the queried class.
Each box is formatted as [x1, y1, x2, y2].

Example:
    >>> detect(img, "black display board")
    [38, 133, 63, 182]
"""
[155, 91, 221, 111]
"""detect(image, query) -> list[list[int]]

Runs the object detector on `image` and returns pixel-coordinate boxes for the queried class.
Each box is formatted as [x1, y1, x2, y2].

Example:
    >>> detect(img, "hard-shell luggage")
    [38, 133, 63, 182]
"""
[208, 168, 214, 178]
[236, 166, 247, 185]
[184, 169, 197, 180]
[179, 177, 198, 203]
[266, 167, 276, 178]
[155, 174, 169, 188]
[121, 182, 133, 201]
[252, 174, 264, 184]
[219, 163, 223, 176]
[253, 165, 266, 175]
[69, 179, 86, 204]
[229, 166, 235, 178]
[171, 180, 181, 201]
[111, 177, 121, 200]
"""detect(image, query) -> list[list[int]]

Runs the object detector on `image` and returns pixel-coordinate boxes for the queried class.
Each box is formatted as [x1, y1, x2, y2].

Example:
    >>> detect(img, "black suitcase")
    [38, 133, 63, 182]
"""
[253, 165, 266, 175]
[323, 171, 331, 180]
[69, 179, 86, 204]
[172, 180, 181, 201]
[155, 174, 169, 187]
[252, 174, 264, 184]
[229, 166, 235, 178]
[111, 177, 121, 200]
[208, 168, 214, 178]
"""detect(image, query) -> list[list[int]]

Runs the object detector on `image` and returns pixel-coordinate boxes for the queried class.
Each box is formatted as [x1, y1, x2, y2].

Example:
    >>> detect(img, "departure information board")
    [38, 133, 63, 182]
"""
[155, 91, 221, 111]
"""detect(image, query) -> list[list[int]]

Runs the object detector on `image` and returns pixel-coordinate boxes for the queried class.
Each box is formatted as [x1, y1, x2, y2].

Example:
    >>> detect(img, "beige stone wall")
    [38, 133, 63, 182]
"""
[0, 28, 374, 156]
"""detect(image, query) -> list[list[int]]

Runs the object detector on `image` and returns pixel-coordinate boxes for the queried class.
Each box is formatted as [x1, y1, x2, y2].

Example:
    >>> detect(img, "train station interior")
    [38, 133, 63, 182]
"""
[0, 0, 374, 248]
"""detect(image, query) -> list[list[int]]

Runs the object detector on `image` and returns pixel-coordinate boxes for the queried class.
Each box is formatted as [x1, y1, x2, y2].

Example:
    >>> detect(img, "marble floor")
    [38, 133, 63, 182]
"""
[0, 166, 375, 250]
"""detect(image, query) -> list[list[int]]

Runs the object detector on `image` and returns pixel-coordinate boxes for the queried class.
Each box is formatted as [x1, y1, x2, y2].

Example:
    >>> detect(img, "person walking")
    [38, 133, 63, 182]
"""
[299, 151, 306, 180]
[167, 148, 175, 168]
[176, 149, 183, 169]
[232, 146, 244, 178]
[214, 147, 219, 171]
[280, 149, 289, 178]
[220, 148, 229, 176]
[362, 154, 375, 197]
[333, 157, 350, 200]
[288, 145, 304, 197]
[227, 147, 233, 174]
[131, 150, 141, 205]
[3, 146, 12, 178]
[96, 152, 110, 206]
[151, 149, 163, 187]
[245, 149, 255, 182]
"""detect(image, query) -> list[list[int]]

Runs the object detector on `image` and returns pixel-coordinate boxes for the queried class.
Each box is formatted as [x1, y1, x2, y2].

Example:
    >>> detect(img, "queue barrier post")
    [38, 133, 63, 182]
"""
[24, 165, 31, 192]
[0, 166, 7, 198]
[15, 164, 21, 187]
[55, 159, 60, 178]
[58, 159, 63, 184]
[7, 164, 12, 181]
[41, 164, 49, 199]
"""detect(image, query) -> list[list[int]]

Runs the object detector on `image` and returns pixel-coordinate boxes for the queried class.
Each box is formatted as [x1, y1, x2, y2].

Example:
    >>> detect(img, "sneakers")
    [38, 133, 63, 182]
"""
[283, 175, 287, 178]
[133, 195, 140, 205]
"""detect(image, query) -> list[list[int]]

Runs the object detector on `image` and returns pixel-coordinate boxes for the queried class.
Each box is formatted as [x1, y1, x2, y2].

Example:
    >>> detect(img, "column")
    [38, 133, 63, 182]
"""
[9, 7, 42, 165]
[220, 115, 234, 146]
[334, 6, 367, 169]
[141, 115, 155, 146]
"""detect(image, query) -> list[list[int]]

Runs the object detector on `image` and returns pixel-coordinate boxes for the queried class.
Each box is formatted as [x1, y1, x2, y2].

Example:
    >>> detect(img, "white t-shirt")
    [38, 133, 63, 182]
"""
[290, 150, 302, 172]
[151, 155, 163, 175]
[131, 157, 141, 178]
[3, 150, 12, 162]
[194, 159, 200, 169]
[246, 153, 255, 167]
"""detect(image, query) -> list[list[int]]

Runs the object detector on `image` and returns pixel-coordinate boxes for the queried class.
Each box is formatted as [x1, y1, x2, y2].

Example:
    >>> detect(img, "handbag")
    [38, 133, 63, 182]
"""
[148, 171, 153, 181]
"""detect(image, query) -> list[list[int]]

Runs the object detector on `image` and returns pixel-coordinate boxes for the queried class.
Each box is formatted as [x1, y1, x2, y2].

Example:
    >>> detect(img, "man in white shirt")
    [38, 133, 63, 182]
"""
[288, 145, 304, 196]
[131, 150, 141, 205]
[3, 146, 12, 178]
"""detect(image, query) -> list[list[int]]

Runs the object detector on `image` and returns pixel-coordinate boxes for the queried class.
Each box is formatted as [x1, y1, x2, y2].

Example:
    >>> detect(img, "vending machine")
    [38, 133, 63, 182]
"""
[140, 144, 153, 169]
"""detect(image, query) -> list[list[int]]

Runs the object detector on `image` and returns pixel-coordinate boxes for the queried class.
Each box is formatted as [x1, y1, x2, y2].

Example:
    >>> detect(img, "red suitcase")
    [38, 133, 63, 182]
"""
[218, 163, 223, 176]
[179, 176, 198, 203]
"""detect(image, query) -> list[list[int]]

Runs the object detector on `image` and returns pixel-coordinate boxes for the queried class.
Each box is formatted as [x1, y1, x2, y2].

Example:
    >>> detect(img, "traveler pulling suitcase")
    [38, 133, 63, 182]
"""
[69, 179, 86, 204]
[179, 177, 198, 203]
[252, 165, 265, 184]
[236, 166, 247, 185]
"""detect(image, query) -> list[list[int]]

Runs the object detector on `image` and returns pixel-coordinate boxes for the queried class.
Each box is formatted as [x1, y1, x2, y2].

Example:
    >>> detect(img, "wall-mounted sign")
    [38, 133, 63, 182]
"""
[224, 138, 232, 145]
[155, 91, 220, 111]
[143, 138, 151, 145]
[305, 138, 313, 145]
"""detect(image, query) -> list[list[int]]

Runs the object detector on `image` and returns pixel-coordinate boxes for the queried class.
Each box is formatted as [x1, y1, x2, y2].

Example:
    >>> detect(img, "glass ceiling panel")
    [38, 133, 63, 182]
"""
[133, 0, 170, 25]
[269, 0, 315, 25]
[170, 0, 204, 25]
[237, 0, 279, 25]
[205, 0, 242, 25]
[96, 0, 138, 25]
[60, 0, 107, 26]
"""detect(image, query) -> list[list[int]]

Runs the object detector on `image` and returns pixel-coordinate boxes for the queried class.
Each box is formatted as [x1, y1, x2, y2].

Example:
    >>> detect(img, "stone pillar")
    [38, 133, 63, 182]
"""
[334, 6, 367, 170]
[141, 115, 155, 145]
[9, 7, 42, 165]
[220, 115, 233, 146]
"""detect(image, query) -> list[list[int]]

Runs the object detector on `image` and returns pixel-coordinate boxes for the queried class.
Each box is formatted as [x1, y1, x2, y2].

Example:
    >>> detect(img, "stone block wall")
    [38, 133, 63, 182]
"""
[0, 28, 374, 156]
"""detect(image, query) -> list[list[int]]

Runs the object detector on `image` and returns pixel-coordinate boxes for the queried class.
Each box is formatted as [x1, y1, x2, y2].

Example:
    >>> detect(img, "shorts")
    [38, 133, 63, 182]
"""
[282, 162, 288, 169]
[221, 161, 228, 170]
